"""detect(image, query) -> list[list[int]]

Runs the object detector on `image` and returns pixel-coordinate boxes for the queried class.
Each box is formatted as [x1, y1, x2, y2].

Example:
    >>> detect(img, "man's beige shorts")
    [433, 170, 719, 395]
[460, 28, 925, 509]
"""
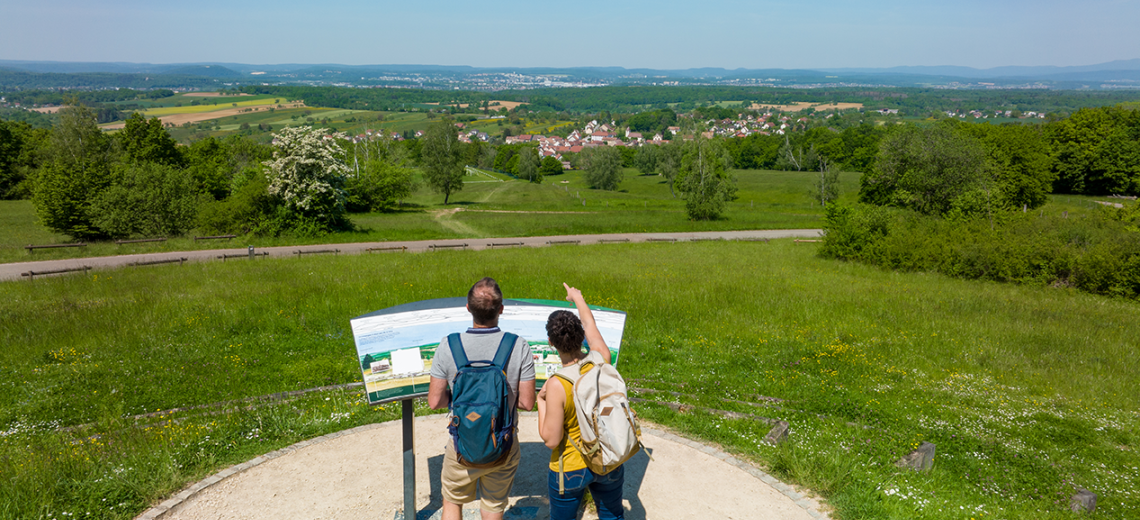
[441, 439, 521, 512]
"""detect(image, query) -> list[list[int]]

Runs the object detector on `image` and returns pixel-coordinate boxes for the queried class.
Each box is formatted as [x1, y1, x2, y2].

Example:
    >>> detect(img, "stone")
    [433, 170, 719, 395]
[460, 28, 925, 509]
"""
[894, 442, 935, 471]
[764, 421, 790, 445]
[1070, 488, 1097, 513]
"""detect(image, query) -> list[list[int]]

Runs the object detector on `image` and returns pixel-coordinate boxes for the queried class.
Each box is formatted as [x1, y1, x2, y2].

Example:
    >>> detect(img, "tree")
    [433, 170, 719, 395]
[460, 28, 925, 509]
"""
[581, 146, 623, 190]
[420, 119, 465, 203]
[33, 104, 119, 239]
[117, 113, 183, 167]
[263, 126, 351, 231]
[657, 141, 683, 198]
[1046, 106, 1140, 195]
[634, 144, 658, 175]
[345, 159, 415, 212]
[539, 156, 563, 177]
[808, 156, 841, 207]
[961, 122, 1056, 209]
[676, 136, 737, 220]
[516, 146, 542, 183]
[859, 124, 988, 216]
[0, 121, 47, 199]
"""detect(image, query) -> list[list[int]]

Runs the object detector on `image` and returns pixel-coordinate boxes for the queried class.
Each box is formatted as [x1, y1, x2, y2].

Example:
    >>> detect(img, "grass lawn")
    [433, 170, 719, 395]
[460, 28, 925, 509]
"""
[0, 168, 855, 264]
[1, 240, 1137, 519]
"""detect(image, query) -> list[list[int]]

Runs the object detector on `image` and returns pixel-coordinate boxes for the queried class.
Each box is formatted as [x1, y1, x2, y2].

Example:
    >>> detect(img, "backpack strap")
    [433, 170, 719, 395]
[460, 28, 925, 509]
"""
[447, 333, 469, 367]
[491, 332, 518, 370]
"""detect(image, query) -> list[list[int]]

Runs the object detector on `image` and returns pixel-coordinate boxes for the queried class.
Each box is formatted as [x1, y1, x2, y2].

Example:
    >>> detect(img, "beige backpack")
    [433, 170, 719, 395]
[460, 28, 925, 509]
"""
[553, 350, 645, 490]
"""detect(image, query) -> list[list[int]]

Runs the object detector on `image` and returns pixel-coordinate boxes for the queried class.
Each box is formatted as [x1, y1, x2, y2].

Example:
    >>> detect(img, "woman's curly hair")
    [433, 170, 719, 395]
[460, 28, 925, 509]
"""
[546, 310, 585, 354]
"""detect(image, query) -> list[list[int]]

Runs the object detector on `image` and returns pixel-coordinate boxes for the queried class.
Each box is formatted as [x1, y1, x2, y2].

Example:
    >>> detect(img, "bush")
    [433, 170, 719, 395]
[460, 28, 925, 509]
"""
[344, 160, 414, 213]
[91, 163, 198, 238]
[820, 203, 1140, 300]
[196, 170, 282, 236]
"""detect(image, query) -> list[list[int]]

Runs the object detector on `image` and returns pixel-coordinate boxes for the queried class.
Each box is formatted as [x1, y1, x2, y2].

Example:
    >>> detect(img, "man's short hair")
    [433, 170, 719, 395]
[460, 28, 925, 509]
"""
[467, 277, 503, 325]
[546, 310, 585, 354]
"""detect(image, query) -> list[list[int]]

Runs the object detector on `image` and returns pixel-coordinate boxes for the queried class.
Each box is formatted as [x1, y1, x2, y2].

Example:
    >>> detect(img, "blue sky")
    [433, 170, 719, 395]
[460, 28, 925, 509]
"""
[2, 0, 1138, 69]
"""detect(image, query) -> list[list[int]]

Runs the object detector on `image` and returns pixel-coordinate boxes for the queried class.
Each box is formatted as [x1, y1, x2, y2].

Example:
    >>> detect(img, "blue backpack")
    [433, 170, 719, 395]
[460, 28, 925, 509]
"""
[446, 332, 518, 467]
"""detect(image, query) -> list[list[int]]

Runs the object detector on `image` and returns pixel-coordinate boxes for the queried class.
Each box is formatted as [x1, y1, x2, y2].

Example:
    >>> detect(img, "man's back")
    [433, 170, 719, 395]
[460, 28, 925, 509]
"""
[430, 327, 534, 417]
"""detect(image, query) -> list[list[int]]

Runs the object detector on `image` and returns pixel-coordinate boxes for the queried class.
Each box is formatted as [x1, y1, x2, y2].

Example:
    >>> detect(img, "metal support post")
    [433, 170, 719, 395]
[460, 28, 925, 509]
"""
[402, 399, 415, 520]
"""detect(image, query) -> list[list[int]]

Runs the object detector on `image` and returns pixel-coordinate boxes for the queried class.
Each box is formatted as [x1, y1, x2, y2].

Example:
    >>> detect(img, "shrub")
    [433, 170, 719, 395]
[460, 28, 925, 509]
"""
[91, 163, 198, 238]
[821, 203, 1140, 300]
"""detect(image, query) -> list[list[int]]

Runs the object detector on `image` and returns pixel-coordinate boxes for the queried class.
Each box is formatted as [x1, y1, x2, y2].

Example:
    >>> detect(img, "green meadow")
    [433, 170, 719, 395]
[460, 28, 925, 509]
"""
[2, 239, 1137, 519]
[0, 168, 859, 264]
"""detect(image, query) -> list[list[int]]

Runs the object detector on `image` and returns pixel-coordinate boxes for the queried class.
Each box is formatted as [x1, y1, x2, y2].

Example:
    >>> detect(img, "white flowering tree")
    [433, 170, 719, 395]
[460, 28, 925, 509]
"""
[263, 126, 351, 231]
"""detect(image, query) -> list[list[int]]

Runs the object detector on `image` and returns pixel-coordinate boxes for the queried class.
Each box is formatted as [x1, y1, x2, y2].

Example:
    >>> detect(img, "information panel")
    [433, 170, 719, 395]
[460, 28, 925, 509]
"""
[350, 298, 627, 405]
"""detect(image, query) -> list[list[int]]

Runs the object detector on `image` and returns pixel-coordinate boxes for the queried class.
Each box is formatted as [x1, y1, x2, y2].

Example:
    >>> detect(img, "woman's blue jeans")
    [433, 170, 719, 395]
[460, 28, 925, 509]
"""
[548, 465, 625, 520]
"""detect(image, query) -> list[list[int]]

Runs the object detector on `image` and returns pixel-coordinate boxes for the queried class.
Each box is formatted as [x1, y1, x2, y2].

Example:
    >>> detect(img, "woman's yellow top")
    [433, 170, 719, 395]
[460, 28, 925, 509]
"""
[548, 367, 588, 472]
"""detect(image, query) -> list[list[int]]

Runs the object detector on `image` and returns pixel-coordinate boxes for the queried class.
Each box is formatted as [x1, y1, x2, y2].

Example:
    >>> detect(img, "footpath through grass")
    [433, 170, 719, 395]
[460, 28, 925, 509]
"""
[2, 241, 1137, 519]
[0, 168, 848, 264]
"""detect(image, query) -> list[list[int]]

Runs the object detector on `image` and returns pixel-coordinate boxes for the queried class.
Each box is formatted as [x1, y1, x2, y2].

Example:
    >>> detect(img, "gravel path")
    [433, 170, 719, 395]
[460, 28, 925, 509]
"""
[3, 230, 822, 281]
[141, 414, 830, 520]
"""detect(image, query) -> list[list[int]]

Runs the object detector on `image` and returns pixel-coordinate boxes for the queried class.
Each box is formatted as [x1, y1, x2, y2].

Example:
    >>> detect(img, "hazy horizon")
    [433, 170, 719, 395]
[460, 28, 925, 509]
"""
[3, 0, 1138, 70]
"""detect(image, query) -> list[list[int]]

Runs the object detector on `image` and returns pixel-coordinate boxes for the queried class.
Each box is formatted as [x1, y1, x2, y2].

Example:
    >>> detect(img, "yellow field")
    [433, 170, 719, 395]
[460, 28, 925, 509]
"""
[143, 98, 285, 116]
[182, 92, 253, 98]
[750, 102, 864, 112]
[425, 100, 527, 110]
[102, 101, 307, 129]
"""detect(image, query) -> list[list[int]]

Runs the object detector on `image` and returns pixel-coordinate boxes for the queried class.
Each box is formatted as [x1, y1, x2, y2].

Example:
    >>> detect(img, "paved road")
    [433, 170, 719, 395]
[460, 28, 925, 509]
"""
[2, 229, 822, 282]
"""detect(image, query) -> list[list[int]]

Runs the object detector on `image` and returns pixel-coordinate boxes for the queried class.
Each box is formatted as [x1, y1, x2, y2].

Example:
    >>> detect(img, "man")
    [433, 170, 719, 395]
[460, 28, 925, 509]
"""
[429, 277, 536, 520]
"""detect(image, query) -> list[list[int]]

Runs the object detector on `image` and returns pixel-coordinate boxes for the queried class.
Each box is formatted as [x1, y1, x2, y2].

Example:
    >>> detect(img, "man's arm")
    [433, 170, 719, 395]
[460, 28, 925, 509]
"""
[517, 379, 535, 411]
[427, 377, 450, 410]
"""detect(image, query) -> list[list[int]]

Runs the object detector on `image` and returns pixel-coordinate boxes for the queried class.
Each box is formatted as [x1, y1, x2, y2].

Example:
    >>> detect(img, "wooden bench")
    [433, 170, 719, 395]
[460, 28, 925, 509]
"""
[366, 246, 408, 253]
[25, 243, 86, 252]
[21, 266, 90, 279]
[129, 257, 187, 267]
[217, 252, 269, 261]
[429, 244, 468, 251]
[195, 235, 237, 241]
[116, 238, 167, 245]
[294, 249, 340, 256]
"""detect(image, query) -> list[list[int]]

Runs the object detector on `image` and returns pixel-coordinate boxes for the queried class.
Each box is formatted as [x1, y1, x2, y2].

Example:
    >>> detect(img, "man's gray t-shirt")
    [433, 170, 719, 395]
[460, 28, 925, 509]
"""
[430, 327, 535, 414]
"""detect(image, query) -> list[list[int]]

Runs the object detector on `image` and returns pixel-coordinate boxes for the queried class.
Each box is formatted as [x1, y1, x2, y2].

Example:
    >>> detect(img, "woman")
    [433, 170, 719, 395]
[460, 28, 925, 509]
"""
[536, 283, 625, 520]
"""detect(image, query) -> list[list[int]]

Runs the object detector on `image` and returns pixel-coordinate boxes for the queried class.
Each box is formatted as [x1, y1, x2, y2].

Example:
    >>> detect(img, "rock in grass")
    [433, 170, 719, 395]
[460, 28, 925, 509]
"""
[764, 420, 789, 445]
[1070, 488, 1097, 513]
[894, 442, 935, 471]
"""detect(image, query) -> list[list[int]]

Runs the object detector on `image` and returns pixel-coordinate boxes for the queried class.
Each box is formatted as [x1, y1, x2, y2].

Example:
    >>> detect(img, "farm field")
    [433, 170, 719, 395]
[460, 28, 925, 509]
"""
[0, 168, 860, 264]
[100, 94, 305, 130]
[1, 240, 1136, 519]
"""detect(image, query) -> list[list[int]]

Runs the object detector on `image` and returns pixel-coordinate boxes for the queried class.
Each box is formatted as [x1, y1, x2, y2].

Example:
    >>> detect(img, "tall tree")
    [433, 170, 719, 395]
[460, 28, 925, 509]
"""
[859, 124, 988, 216]
[33, 103, 119, 239]
[420, 119, 465, 203]
[581, 146, 623, 191]
[808, 156, 841, 207]
[516, 146, 541, 183]
[117, 112, 183, 167]
[657, 141, 683, 198]
[676, 136, 737, 220]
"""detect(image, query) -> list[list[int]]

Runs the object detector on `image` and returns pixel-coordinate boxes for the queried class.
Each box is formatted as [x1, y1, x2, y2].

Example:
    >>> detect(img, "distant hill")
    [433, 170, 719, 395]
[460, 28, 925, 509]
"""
[2, 59, 1139, 90]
